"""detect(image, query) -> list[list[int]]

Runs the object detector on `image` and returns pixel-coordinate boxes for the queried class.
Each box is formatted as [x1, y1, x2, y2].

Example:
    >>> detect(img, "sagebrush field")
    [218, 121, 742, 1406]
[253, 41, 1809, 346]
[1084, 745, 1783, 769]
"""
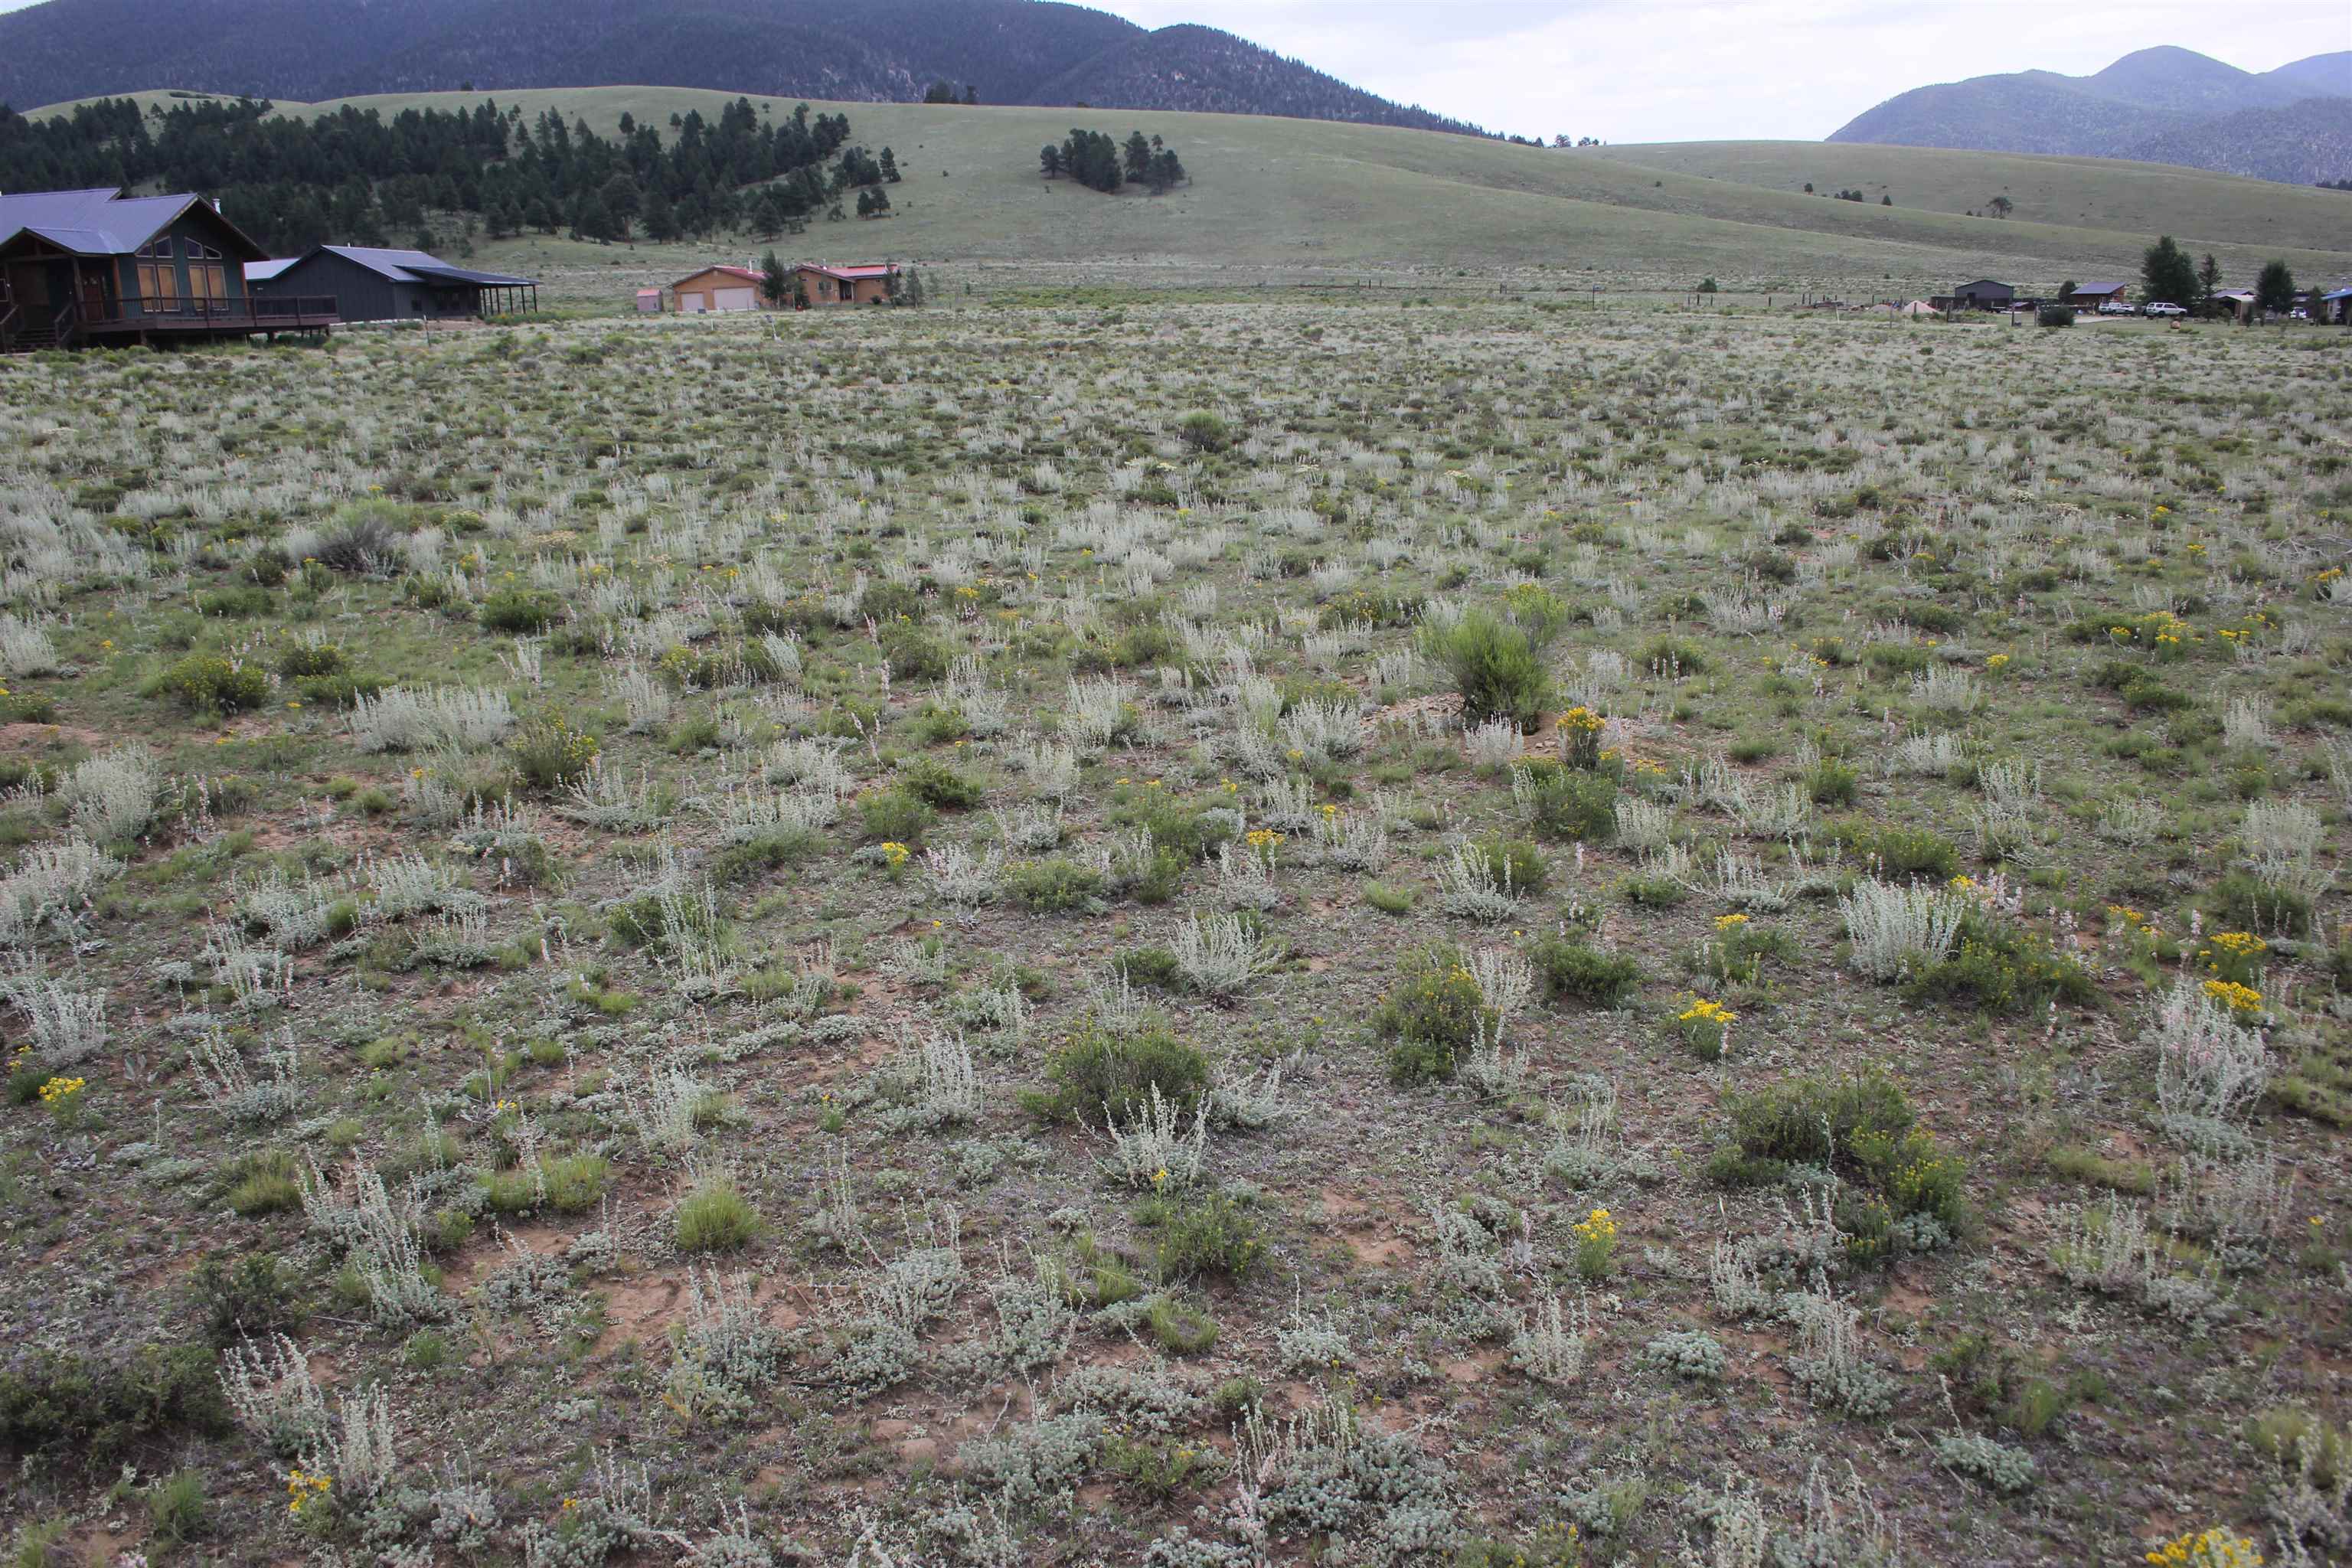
[0, 299, 2347, 1568]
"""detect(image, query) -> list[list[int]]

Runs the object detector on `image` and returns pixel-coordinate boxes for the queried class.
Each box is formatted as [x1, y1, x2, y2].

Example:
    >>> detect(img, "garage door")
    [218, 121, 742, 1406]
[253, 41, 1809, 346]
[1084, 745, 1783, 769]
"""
[679, 293, 705, 313]
[714, 288, 756, 312]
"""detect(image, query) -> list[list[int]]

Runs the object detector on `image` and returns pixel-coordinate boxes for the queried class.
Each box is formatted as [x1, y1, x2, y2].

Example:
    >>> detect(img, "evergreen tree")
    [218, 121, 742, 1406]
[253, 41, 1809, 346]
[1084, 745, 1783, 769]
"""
[599, 172, 642, 237]
[746, 187, 782, 238]
[2141, 235, 2197, 306]
[2254, 260, 2297, 318]
[1061, 129, 1122, 193]
[2197, 253, 2223, 302]
[856, 188, 875, 217]
[904, 268, 926, 307]
[880, 146, 900, 183]
[1147, 148, 1184, 194]
[1123, 130, 1152, 183]
[923, 80, 959, 104]
[642, 183, 678, 240]
[572, 189, 613, 240]
[1040, 144, 1062, 179]
[760, 249, 790, 306]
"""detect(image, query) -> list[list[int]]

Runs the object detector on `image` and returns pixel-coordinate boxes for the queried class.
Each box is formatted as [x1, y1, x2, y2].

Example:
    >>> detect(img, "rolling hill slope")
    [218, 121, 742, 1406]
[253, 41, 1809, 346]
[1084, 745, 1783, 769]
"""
[1829, 46, 2351, 185]
[1582, 140, 2352, 251]
[25, 88, 2348, 296]
[0, 0, 1480, 135]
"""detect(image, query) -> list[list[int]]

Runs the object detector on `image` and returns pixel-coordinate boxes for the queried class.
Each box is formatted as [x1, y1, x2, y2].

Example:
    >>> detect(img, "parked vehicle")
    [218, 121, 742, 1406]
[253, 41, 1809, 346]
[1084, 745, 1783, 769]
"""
[2097, 301, 2135, 315]
[2143, 302, 2187, 317]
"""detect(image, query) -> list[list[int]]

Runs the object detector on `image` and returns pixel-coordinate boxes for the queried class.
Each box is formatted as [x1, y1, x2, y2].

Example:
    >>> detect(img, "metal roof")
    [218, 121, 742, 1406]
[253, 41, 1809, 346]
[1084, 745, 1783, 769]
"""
[243, 257, 299, 282]
[2067, 282, 2128, 293]
[0, 186, 260, 257]
[305, 246, 535, 286]
[799, 262, 900, 279]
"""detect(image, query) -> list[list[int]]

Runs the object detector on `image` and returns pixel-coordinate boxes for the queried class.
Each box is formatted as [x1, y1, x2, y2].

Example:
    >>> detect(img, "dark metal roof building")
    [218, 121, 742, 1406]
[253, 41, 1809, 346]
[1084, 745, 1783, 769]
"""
[247, 245, 537, 322]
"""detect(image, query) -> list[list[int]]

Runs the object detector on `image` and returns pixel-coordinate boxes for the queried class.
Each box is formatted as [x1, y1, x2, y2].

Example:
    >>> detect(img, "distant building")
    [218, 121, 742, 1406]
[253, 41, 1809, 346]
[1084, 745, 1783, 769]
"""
[2319, 287, 2352, 325]
[247, 246, 537, 323]
[795, 261, 900, 305]
[1943, 279, 2016, 311]
[671, 265, 772, 312]
[2, 185, 334, 350]
[2062, 281, 2128, 309]
[635, 289, 664, 314]
[2202, 289, 2256, 322]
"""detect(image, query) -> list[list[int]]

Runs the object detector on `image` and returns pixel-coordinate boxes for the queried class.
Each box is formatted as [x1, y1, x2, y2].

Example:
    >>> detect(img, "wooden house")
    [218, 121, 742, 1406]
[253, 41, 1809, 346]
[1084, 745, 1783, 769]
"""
[671, 265, 773, 312]
[247, 246, 537, 323]
[0, 185, 335, 351]
[795, 261, 900, 305]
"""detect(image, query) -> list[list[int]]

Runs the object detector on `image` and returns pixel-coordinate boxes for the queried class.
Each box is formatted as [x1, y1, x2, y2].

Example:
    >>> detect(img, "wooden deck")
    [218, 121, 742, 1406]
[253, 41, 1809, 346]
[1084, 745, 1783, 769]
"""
[2, 295, 340, 351]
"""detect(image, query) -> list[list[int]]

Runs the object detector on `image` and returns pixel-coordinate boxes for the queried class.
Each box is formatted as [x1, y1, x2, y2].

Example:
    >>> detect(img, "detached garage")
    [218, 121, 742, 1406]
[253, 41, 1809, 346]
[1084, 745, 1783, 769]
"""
[671, 265, 771, 312]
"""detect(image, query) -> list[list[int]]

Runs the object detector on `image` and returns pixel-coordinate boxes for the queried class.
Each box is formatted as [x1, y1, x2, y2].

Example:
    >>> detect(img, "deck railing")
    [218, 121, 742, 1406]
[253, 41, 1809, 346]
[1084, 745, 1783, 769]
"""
[84, 295, 340, 329]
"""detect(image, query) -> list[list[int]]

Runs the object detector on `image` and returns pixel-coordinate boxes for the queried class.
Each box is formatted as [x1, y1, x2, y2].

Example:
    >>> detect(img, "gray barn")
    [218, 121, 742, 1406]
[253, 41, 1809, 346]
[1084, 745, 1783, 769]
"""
[247, 246, 536, 323]
[1949, 279, 2016, 310]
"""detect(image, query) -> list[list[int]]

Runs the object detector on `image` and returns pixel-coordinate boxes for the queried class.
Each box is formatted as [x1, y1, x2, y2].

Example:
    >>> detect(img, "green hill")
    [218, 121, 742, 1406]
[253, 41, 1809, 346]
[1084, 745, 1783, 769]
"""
[34, 87, 2350, 299]
[1586, 139, 2352, 252]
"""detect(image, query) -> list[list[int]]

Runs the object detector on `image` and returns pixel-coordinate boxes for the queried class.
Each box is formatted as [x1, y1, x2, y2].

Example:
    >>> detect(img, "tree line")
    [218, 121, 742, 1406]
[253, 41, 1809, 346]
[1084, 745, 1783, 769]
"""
[1038, 128, 1185, 194]
[2142, 235, 2303, 318]
[0, 93, 863, 256]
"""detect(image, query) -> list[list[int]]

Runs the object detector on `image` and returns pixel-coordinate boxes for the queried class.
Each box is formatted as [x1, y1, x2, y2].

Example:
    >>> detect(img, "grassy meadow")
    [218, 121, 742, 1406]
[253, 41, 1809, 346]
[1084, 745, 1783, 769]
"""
[0, 293, 2347, 1566]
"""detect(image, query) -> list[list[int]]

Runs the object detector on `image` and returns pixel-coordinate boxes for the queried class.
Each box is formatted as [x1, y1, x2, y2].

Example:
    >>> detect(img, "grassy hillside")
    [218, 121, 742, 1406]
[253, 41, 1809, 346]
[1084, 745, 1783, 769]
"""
[1588, 139, 2352, 253]
[34, 87, 2351, 296]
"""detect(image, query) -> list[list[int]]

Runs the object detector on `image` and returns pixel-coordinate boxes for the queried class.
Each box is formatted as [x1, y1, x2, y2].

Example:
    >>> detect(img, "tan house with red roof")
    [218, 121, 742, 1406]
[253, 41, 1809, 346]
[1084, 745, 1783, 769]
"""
[795, 261, 900, 305]
[670, 264, 772, 312]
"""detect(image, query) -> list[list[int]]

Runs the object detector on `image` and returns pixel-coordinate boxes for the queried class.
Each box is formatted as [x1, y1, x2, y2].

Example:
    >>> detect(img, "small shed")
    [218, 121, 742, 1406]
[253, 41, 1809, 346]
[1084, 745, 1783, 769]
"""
[671, 265, 770, 313]
[2320, 288, 2352, 325]
[1949, 279, 2015, 310]
[2063, 281, 2128, 309]
[795, 261, 900, 306]
[635, 289, 663, 314]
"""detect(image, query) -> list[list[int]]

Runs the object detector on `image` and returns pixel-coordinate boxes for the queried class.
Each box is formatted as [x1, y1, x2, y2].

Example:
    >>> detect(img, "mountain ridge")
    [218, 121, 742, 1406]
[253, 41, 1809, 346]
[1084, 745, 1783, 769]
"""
[0, 0, 1485, 136]
[1831, 47, 2350, 185]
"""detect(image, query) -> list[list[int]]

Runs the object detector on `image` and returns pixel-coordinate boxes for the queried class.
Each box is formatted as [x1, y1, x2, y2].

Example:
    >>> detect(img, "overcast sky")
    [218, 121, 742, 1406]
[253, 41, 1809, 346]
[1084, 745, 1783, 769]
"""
[1107, 0, 2350, 142]
[0, 0, 2341, 140]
